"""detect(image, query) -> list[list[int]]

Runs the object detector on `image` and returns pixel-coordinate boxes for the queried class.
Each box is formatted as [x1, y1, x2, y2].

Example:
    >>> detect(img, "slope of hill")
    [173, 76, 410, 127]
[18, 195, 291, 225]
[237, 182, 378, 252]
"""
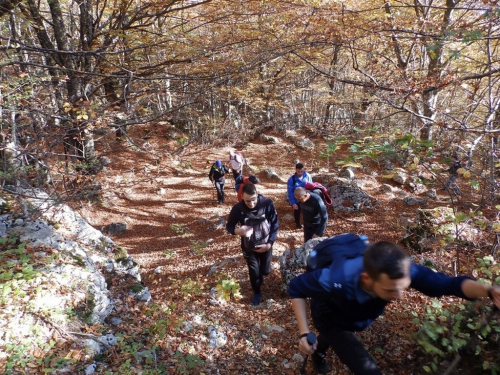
[73, 125, 494, 374]
[2, 124, 496, 374]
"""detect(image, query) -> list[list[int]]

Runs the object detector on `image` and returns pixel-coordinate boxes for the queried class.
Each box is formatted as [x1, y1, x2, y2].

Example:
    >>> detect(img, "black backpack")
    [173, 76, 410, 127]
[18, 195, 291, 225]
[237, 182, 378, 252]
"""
[306, 233, 369, 272]
[242, 205, 270, 251]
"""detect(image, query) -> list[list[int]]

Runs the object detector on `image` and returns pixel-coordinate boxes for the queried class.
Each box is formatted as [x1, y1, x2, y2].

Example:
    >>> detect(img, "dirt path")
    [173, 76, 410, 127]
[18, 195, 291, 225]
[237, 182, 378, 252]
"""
[76, 129, 463, 374]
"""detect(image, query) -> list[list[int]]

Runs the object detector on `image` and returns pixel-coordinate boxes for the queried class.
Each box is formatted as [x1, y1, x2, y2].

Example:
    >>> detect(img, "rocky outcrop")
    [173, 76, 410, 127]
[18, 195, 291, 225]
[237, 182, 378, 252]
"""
[279, 237, 326, 292]
[328, 182, 379, 212]
[0, 187, 146, 371]
[263, 168, 287, 183]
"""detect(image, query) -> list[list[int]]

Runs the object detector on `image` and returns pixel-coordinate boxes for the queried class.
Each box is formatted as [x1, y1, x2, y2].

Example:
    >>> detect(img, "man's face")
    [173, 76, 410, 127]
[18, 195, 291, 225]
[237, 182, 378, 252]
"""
[242, 192, 258, 209]
[365, 272, 411, 302]
[295, 192, 309, 203]
[295, 168, 304, 177]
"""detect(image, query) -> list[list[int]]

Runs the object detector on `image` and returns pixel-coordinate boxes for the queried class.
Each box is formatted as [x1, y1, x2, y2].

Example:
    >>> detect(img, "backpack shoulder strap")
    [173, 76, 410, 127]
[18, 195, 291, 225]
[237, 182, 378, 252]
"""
[256, 196, 271, 216]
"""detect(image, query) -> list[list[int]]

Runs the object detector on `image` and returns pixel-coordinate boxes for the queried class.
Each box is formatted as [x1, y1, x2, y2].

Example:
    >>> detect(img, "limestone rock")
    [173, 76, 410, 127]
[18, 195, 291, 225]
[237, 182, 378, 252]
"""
[329, 183, 378, 212]
[279, 237, 326, 292]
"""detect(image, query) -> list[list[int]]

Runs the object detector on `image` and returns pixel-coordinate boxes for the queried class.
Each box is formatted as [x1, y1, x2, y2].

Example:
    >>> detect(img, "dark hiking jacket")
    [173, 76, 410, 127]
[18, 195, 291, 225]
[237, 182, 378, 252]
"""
[209, 164, 229, 183]
[288, 256, 471, 332]
[226, 194, 279, 251]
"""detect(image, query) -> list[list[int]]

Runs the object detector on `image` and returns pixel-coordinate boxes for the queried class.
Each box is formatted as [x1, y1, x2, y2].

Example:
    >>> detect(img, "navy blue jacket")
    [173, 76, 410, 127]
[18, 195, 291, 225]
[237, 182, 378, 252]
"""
[299, 192, 328, 236]
[288, 256, 471, 332]
[226, 194, 279, 250]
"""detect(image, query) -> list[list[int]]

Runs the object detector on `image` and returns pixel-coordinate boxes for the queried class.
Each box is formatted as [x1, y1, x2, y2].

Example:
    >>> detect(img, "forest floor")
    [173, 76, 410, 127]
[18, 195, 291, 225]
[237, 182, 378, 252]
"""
[75, 124, 496, 375]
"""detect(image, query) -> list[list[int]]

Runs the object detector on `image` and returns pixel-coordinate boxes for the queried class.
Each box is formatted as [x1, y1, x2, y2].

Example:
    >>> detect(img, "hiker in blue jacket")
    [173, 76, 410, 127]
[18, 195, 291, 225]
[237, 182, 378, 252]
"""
[209, 160, 229, 204]
[226, 183, 279, 306]
[287, 163, 312, 229]
[294, 187, 328, 243]
[288, 241, 500, 375]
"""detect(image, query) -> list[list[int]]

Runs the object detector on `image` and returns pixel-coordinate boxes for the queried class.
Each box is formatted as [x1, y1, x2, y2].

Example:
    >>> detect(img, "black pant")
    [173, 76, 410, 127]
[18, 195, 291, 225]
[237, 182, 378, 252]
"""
[232, 169, 242, 180]
[214, 181, 225, 203]
[242, 248, 272, 294]
[294, 205, 301, 226]
[314, 323, 381, 375]
[304, 225, 316, 242]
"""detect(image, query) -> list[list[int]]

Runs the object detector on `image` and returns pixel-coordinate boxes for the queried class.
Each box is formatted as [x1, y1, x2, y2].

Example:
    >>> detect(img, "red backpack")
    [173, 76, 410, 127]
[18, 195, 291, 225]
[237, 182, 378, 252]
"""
[304, 181, 333, 206]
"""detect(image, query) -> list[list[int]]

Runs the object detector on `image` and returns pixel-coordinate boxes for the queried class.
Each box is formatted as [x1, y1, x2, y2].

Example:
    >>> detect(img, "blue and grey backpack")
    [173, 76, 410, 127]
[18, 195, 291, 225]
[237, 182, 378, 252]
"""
[306, 233, 369, 272]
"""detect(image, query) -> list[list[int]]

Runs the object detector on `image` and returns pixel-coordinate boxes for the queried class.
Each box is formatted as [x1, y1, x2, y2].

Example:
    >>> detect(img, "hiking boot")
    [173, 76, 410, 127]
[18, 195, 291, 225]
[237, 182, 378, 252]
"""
[296, 223, 302, 229]
[252, 293, 261, 306]
[311, 351, 329, 374]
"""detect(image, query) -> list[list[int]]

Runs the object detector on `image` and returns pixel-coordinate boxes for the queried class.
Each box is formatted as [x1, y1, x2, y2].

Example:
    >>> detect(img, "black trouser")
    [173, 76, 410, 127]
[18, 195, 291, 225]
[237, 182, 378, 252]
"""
[232, 169, 242, 180]
[214, 181, 225, 203]
[242, 248, 272, 294]
[304, 225, 316, 242]
[304, 225, 325, 242]
[293, 205, 301, 226]
[313, 323, 381, 375]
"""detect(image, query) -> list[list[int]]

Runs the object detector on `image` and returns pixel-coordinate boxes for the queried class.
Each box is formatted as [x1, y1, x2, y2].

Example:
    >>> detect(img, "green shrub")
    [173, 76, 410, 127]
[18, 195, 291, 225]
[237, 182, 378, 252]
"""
[174, 350, 203, 375]
[215, 278, 242, 301]
[413, 300, 500, 373]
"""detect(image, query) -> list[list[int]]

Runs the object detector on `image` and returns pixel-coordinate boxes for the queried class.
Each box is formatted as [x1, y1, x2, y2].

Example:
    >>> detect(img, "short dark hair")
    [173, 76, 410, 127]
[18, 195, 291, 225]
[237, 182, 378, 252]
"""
[242, 183, 257, 195]
[295, 163, 304, 170]
[363, 241, 409, 281]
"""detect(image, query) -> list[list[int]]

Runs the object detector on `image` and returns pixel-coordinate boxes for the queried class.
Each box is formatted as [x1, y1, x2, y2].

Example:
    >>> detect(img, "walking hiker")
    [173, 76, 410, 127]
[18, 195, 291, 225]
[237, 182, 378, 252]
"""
[287, 163, 312, 229]
[226, 184, 279, 306]
[209, 160, 229, 204]
[294, 187, 328, 243]
[288, 240, 500, 374]
[229, 150, 246, 180]
[443, 154, 467, 196]
[235, 175, 260, 202]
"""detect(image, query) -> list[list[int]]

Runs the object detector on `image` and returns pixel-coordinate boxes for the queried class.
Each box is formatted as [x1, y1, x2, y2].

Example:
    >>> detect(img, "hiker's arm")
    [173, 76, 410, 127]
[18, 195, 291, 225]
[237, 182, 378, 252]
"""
[225, 207, 240, 235]
[410, 263, 472, 299]
[287, 177, 297, 206]
[289, 273, 329, 354]
[266, 202, 279, 244]
[315, 199, 328, 237]
[291, 298, 310, 334]
[253, 243, 271, 253]
[461, 280, 500, 308]
[235, 226, 253, 237]
[291, 298, 316, 354]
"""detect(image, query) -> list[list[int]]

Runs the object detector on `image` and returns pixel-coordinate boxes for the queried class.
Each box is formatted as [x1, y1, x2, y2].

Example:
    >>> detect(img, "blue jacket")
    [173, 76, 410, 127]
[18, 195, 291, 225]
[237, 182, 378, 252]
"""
[287, 172, 313, 205]
[288, 256, 471, 332]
